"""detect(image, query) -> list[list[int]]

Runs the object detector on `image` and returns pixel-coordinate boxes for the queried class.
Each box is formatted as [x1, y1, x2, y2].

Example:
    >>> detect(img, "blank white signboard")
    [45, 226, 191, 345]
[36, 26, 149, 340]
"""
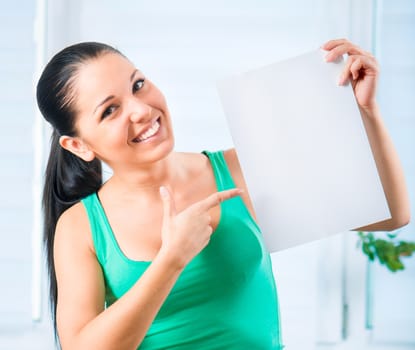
[217, 49, 390, 252]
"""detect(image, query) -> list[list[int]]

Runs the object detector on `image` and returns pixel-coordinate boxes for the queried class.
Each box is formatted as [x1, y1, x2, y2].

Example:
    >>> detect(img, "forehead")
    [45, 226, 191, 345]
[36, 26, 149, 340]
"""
[74, 53, 136, 111]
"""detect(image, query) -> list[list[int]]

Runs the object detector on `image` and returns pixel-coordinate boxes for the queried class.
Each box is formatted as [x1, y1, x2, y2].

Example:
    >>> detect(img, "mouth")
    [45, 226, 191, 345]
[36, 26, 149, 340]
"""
[132, 117, 161, 143]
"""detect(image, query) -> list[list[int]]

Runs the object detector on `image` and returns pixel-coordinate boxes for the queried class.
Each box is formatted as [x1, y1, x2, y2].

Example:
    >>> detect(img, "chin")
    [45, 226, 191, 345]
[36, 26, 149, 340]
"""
[150, 136, 175, 163]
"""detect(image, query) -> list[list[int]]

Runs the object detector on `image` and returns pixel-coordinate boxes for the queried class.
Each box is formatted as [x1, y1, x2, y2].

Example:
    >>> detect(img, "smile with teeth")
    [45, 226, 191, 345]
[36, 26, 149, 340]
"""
[133, 119, 161, 143]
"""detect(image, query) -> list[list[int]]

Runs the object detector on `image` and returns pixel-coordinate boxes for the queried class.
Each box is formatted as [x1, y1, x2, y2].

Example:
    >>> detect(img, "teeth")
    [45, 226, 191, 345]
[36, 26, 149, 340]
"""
[137, 120, 160, 141]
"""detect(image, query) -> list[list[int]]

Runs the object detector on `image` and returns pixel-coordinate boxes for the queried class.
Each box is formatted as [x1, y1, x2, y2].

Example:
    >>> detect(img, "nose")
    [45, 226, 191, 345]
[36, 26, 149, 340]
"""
[127, 98, 152, 123]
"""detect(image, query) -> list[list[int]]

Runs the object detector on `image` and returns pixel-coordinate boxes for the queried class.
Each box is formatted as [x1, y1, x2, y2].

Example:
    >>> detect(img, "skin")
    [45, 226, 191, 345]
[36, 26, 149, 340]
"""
[54, 39, 410, 349]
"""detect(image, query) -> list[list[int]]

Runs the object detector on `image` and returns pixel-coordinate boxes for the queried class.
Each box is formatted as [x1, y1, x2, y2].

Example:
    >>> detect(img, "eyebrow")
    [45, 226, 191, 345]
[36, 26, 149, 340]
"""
[130, 69, 138, 82]
[93, 69, 139, 115]
[93, 95, 114, 115]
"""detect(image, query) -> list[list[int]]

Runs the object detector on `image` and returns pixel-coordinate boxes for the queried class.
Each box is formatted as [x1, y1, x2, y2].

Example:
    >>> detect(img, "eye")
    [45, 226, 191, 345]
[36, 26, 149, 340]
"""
[133, 79, 145, 93]
[101, 105, 117, 120]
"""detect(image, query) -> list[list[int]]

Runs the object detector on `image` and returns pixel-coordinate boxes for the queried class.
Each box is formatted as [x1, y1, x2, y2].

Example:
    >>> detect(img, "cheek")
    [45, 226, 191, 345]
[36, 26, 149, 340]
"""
[84, 121, 128, 153]
[149, 86, 168, 111]
[104, 121, 129, 145]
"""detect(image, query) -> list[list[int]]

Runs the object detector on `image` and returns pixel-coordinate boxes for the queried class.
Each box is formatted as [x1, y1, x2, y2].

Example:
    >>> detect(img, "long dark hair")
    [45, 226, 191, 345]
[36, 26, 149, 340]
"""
[36, 42, 122, 340]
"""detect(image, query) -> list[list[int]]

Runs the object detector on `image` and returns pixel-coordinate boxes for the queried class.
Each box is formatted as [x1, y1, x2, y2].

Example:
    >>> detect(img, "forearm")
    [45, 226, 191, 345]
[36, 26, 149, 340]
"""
[66, 251, 183, 350]
[356, 104, 410, 231]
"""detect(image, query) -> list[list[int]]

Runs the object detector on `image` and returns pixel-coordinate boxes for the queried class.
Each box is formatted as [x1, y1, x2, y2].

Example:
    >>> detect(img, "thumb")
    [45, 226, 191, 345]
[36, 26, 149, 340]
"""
[160, 186, 176, 223]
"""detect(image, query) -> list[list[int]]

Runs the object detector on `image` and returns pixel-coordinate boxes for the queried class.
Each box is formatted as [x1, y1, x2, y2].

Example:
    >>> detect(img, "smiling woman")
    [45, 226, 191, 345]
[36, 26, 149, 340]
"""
[36, 42, 284, 349]
[36, 36, 410, 349]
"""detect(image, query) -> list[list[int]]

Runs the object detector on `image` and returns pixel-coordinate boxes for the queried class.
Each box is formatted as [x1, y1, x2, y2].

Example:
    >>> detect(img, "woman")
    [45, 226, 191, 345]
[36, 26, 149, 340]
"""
[36, 39, 409, 349]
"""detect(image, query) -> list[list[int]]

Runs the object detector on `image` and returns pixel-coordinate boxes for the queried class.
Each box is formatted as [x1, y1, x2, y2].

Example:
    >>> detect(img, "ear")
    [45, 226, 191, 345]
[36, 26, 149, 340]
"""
[59, 135, 96, 162]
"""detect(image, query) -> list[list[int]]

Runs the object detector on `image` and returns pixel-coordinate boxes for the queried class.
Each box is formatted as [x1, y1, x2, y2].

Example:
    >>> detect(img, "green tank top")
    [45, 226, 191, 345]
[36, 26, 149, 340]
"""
[81, 150, 283, 349]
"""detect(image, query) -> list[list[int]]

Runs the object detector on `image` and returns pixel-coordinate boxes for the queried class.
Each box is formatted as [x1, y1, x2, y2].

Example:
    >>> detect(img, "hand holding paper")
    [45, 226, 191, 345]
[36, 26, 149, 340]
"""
[322, 39, 379, 110]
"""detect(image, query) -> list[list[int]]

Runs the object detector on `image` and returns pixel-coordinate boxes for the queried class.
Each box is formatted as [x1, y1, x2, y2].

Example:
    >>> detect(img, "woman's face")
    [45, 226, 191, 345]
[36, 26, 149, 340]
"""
[71, 52, 174, 171]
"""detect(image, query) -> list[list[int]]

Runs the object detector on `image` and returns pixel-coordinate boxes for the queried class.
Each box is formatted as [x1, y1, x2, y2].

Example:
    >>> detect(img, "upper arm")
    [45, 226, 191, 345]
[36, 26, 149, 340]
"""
[223, 148, 258, 221]
[54, 203, 105, 347]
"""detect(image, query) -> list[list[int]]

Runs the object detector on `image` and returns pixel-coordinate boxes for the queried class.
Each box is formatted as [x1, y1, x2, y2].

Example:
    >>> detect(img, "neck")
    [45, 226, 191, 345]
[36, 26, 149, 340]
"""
[104, 152, 183, 197]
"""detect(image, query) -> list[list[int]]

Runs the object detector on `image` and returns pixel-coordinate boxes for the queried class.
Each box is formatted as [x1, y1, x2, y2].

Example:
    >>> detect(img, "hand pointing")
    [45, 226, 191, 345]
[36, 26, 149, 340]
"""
[158, 186, 243, 268]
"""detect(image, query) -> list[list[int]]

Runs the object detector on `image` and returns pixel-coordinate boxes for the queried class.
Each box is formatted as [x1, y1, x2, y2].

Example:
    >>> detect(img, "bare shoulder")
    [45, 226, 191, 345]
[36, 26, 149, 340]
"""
[55, 201, 94, 256]
[223, 148, 258, 220]
[175, 151, 213, 176]
[175, 151, 207, 165]
[176, 150, 247, 191]
[178, 150, 242, 180]
[58, 200, 89, 226]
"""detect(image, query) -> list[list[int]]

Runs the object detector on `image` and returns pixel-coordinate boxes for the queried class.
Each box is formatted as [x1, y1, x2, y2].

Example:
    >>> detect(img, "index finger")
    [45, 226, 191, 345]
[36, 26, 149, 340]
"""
[196, 188, 244, 212]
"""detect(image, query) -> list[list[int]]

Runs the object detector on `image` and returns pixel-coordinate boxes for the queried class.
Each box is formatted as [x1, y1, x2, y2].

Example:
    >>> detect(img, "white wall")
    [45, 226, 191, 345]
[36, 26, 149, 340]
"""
[0, 0, 36, 327]
[0, 1, 54, 349]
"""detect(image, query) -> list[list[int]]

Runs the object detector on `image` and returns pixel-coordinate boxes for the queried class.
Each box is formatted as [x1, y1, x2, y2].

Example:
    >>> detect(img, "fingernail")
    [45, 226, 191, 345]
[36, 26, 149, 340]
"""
[159, 186, 168, 198]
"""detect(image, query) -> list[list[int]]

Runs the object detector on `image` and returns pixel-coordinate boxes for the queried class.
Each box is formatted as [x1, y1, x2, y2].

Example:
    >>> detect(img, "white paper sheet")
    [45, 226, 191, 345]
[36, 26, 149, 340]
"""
[217, 49, 391, 253]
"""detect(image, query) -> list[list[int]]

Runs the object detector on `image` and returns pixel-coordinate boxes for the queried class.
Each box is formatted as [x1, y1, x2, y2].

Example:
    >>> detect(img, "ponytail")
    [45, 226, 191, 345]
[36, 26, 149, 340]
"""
[36, 41, 121, 342]
[43, 130, 102, 338]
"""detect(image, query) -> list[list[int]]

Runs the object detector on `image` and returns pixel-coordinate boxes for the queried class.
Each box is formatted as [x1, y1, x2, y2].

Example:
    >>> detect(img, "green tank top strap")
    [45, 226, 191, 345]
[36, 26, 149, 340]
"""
[202, 150, 236, 191]
[202, 150, 261, 233]
[82, 192, 112, 267]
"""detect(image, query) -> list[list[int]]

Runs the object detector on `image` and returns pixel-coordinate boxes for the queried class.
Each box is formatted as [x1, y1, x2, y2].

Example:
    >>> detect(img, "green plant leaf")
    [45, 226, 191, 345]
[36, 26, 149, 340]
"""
[397, 242, 415, 256]
[387, 232, 399, 239]
[362, 242, 375, 261]
[386, 258, 404, 272]
[356, 232, 415, 273]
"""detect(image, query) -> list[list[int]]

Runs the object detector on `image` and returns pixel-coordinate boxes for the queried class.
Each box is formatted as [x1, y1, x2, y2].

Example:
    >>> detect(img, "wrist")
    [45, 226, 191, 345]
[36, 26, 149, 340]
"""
[359, 102, 380, 120]
[155, 247, 187, 272]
